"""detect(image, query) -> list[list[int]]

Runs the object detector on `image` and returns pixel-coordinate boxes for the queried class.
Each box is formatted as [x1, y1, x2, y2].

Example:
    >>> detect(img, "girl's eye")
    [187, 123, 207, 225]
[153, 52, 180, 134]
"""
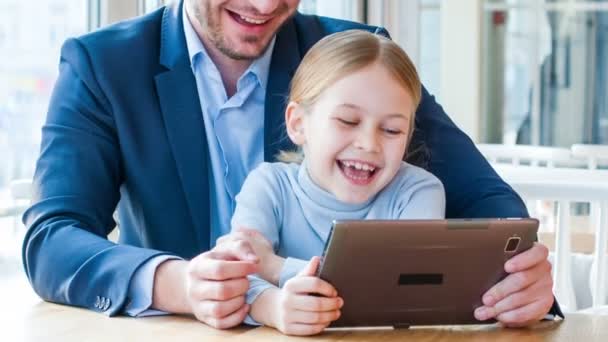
[337, 118, 358, 126]
[383, 128, 403, 135]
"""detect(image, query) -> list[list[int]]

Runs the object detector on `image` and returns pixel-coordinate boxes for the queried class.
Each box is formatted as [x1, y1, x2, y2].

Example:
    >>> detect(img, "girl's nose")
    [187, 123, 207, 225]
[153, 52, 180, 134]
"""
[353, 130, 380, 153]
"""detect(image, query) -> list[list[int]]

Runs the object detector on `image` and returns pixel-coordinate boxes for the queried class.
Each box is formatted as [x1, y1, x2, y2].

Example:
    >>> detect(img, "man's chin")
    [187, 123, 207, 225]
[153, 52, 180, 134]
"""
[231, 51, 264, 60]
[216, 35, 274, 60]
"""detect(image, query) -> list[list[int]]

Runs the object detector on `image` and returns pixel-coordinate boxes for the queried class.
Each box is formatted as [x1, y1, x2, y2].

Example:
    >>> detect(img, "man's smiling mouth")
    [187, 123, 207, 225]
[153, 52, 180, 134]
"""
[226, 9, 271, 26]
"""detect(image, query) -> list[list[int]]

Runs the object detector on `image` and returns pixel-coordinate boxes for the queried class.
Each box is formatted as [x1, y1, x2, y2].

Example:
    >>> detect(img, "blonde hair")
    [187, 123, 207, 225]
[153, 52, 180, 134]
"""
[278, 29, 422, 164]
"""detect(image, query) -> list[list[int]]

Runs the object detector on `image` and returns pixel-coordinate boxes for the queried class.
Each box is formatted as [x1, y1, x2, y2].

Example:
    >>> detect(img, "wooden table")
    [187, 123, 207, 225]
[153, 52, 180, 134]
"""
[4, 268, 607, 341]
[3, 300, 608, 341]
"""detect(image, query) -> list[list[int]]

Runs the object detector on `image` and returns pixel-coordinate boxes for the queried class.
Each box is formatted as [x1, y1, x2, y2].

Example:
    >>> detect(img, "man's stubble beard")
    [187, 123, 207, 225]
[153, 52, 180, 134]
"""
[208, 25, 265, 60]
[192, 1, 292, 60]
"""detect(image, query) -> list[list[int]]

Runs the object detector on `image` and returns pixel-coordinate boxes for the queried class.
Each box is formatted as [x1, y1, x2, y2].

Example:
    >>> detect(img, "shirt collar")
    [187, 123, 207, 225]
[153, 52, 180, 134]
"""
[182, 4, 275, 90]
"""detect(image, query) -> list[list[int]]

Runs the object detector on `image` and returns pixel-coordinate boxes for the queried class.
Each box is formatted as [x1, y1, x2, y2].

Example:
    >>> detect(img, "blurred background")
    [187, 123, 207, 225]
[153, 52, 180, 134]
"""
[1, 0, 607, 313]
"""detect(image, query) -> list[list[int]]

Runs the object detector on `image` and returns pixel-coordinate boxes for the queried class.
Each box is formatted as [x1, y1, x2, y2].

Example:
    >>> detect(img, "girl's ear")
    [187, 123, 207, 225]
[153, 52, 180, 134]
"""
[285, 101, 306, 145]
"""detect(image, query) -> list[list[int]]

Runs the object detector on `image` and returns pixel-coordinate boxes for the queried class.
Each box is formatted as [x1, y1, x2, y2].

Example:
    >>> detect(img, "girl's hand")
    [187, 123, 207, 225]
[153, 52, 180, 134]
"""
[217, 228, 285, 285]
[474, 243, 554, 327]
[273, 257, 344, 336]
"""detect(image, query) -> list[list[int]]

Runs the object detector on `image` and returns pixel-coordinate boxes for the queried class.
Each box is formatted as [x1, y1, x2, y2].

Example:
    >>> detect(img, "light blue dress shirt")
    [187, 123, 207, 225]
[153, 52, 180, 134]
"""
[232, 160, 446, 325]
[123, 5, 275, 316]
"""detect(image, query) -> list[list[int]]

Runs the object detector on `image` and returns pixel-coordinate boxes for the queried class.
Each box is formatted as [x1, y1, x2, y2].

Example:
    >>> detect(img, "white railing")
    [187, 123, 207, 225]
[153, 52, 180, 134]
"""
[571, 144, 608, 169]
[477, 143, 586, 167]
[477, 143, 586, 228]
[493, 164, 608, 311]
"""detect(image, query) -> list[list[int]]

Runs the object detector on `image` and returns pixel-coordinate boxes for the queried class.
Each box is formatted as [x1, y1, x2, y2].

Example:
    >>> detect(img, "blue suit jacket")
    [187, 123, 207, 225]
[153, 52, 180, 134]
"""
[24, 0, 560, 317]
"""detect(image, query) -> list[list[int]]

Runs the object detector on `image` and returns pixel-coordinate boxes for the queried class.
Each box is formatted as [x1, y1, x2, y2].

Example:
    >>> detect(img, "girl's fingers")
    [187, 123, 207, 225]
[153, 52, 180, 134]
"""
[284, 276, 337, 297]
[297, 256, 321, 277]
[289, 294, 344, 312]
[286, 309, 341, 325]
[280, 322, 329, 336]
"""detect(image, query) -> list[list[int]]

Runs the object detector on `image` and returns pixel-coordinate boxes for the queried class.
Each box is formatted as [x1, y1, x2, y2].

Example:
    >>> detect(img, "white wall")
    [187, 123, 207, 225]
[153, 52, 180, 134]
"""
[440, 0, 483, 142]
[100, 0, 138, 25]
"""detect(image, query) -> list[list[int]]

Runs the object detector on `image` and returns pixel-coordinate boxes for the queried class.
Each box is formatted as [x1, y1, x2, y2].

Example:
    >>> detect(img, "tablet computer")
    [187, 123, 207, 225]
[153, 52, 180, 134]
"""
[316, 218, 539, 328]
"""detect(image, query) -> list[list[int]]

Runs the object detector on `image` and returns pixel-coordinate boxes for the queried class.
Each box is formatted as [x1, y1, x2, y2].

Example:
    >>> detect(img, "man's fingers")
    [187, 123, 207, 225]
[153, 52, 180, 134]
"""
[234, 227, 264, 238]
[217, 230, 272, 250]
[202, 250, 239, 262]
[491, 275, 553, 315]
[475, 276, 552, 321]
[290, 295, 344, 312]
[189, 277, 250, 301]
[212, 239, 259, 262]
[195, 295, 246, 319]
[215, 234, 234, 246]
[482, 259, 551, 306]
[495, 296, 554, 326]
[202, 303, 250, 330]
[217, 231, 257, 246]
[505, 243, 549, 273]
[189, 257, 258, 281]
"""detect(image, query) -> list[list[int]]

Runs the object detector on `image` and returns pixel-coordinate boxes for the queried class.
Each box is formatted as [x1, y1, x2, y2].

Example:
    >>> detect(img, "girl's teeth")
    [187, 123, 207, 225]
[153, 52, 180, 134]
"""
[341, 161, 375, 172]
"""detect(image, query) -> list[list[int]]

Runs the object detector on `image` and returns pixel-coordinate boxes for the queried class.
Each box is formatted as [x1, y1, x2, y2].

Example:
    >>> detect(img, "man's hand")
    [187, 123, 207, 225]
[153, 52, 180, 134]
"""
[153, 239, 259, 329]
[217, 228, 285, 285]
[474, 242, 554, 327]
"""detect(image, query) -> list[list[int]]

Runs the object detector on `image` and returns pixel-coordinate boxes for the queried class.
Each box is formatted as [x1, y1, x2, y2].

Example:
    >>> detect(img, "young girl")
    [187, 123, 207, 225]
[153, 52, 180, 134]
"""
[228, 30, 445, 335]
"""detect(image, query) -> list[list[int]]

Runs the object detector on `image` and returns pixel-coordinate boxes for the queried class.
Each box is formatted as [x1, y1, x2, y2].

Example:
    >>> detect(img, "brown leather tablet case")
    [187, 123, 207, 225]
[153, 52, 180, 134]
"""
[317, 218, 539, 327]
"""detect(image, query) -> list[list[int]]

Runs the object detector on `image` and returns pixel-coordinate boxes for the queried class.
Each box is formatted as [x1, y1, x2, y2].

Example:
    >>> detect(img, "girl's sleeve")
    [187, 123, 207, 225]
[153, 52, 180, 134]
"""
[397, 168, 447, 220]
[229, 163, 284, 326]
[231, 163, 284, 249]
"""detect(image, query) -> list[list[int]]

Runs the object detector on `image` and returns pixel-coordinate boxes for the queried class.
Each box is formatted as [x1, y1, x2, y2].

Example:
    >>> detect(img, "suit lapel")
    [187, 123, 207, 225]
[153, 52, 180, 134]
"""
[155, 1, 209, 250]
[154, 3, 307, 250]
[264, 19, 301, 161]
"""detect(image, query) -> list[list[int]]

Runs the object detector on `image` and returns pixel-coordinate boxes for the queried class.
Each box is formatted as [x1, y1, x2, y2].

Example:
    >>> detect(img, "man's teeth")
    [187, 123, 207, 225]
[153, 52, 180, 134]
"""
[341, 161, 376, 172]
[239, 15, 268, 24]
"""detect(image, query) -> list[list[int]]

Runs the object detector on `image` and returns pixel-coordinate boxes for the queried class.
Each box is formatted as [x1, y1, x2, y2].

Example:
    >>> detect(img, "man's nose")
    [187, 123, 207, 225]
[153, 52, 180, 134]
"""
[251, 0, 282, 15]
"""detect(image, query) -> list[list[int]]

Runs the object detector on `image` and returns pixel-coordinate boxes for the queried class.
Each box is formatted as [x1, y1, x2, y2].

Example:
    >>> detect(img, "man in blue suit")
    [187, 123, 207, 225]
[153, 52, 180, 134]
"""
[22, 0, 561, 332]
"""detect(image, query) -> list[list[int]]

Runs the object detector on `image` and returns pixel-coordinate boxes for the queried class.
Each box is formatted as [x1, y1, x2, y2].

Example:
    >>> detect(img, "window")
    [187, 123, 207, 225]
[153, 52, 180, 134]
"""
[482, 0, 608, 146]
[419, 0, 442, 100]
[299, 0, 364, 21]
[298, 0, 318, 15]
[0, 0, 89, 293]
[139, 0, 166, 14]
[300, 0, 442, 99]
